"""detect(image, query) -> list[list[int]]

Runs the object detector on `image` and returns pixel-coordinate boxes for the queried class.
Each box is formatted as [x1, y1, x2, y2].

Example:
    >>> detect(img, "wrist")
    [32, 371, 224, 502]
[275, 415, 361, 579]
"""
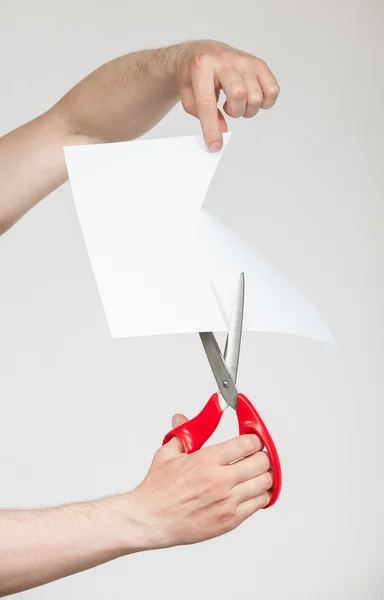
[145, 44, 185, 95]
[106, 492, 159, 554]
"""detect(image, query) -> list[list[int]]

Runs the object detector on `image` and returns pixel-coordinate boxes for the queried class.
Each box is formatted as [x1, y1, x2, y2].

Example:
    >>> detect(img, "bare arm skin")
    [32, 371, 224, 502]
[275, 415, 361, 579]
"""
[0, 40, 279, 234]
[0, 414, 272, 597]
[0, 39, 279, 596]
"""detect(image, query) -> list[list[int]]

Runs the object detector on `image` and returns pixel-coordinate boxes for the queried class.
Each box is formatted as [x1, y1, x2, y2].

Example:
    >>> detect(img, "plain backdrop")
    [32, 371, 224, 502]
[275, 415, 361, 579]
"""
[0, 1, 383, 599]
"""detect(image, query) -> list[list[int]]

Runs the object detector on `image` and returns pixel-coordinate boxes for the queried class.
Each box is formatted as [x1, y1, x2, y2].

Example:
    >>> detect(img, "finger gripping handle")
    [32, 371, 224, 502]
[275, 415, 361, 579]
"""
[236, 393, 282, 509]
[163, 394, 223, 454]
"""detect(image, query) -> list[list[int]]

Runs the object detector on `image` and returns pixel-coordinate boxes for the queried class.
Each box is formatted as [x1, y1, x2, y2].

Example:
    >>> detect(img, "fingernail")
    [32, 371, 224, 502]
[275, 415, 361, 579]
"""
[209, 142, 223, 153]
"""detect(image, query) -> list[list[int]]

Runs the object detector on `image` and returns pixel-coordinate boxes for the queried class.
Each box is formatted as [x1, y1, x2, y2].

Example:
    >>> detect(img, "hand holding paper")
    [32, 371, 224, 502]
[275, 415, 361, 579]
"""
[176, 40, 280, 149]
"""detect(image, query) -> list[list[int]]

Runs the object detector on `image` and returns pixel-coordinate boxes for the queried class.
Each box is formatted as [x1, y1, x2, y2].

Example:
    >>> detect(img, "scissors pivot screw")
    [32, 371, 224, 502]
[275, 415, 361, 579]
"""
[223, 381, 229, 388]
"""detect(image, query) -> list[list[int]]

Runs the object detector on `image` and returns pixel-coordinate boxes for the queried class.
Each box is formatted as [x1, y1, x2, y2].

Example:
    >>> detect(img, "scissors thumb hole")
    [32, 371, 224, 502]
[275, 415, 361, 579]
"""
[161, 434, 185, 456]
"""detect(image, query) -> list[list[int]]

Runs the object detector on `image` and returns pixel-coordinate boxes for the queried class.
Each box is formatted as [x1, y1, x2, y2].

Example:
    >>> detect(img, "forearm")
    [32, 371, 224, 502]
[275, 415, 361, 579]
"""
[0, 494, 145, 597]
[0, 111, 70, 234]
[0, 421, 272, 596]
[0, 45, 182, 234]
[56, 47, 182, 143]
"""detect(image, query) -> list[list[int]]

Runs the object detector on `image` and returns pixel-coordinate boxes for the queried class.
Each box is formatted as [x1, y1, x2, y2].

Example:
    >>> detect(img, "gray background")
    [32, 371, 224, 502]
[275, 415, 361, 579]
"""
[0, 0, 383, 598]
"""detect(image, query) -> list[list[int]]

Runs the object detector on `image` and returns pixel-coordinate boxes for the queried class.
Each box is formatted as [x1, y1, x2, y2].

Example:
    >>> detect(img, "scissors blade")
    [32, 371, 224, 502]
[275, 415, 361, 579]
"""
[223, 272, 245, 384]
[199, 332, 238, 410]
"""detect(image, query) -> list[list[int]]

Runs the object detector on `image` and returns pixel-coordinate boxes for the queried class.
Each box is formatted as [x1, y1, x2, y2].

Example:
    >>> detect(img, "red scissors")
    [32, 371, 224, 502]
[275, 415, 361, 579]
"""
[163, 273, 282, 509]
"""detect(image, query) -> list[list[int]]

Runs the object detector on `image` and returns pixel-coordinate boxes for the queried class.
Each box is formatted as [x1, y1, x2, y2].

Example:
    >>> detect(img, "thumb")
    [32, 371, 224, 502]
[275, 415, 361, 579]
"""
[160, 414, 189, 458]
[172, 413, 189, 428]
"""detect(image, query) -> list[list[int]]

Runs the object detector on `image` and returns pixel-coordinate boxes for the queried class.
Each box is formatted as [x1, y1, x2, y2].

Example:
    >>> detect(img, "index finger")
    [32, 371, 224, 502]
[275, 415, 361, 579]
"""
[208, 434, 263, 465]
[191, 67, 222, 151]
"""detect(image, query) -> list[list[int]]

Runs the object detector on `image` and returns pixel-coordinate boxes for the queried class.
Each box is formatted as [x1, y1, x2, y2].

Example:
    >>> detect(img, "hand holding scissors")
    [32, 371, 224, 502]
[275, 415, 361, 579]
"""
[163, 273, 282, 508]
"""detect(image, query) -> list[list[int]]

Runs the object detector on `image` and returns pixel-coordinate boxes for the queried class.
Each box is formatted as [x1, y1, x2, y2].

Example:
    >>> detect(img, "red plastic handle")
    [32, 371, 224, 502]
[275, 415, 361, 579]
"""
[163, 392, 282, 508]
[163, 393, 223, 453]
[236, 393, 282, 508]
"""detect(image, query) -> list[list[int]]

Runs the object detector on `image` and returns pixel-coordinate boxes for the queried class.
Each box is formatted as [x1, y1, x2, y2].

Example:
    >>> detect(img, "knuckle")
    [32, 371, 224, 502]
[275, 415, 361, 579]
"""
[256, 450, 271, 472]
[240, 435, 258, 455]
[215, 49, 234, 65]
[259, 492, 270, 508]
[255, 57, 268, 70]
[230, 85, 247, 100]
[248, 93, 263, 107]
[192, 53, 213, 70]
[260, 471, 273, 490]
[181, 97, 195, 116]
[218, 503, 237, 529]
[264, 83, 280, 98]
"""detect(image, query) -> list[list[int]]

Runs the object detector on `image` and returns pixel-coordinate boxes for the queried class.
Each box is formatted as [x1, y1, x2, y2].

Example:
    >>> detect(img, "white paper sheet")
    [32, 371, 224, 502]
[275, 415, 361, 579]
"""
[64, 133, 334, 344]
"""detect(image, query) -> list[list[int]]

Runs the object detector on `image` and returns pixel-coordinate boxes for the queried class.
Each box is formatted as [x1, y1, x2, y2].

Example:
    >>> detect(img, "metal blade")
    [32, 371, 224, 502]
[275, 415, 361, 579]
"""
[223, 273, 245, 384]
[199, 332, 238, 410]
